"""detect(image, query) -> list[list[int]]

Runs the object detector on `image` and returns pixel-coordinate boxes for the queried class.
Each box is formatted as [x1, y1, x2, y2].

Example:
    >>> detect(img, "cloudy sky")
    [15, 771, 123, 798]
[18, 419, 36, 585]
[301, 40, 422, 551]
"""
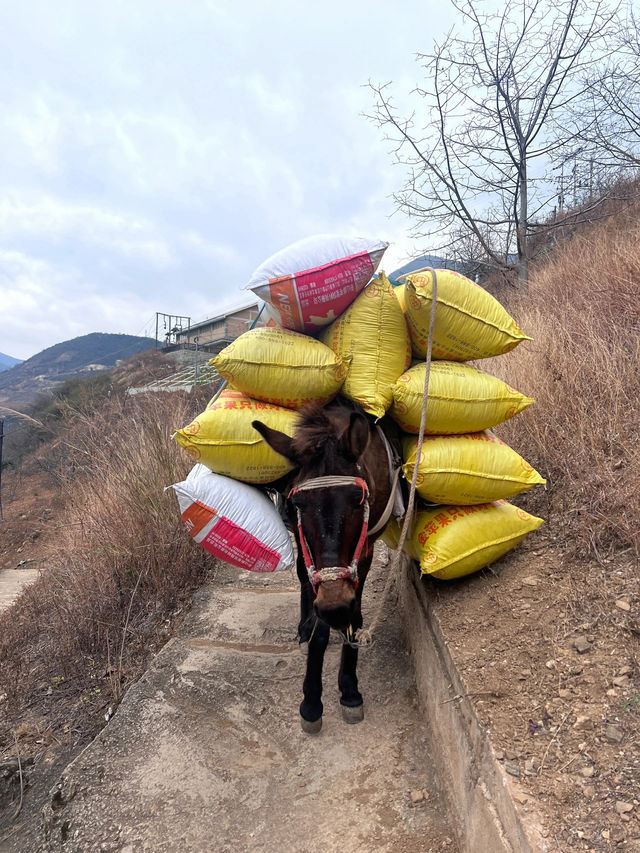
[1, 0, 460, 361]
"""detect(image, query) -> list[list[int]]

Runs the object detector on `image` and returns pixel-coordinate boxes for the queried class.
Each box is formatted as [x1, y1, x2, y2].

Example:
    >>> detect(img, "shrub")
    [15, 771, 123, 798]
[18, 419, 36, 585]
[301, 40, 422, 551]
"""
[0, 387, 213, 738]
[493, 205, 640, 558]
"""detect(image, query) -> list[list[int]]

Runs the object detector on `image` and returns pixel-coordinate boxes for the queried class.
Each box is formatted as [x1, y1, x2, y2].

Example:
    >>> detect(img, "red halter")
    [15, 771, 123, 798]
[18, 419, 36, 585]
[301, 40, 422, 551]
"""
[287, 475, 370, 592]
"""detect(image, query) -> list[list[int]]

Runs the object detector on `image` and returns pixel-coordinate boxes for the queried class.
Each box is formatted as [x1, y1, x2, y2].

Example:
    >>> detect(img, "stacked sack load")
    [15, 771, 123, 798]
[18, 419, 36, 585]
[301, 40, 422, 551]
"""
[169, 235, 544, 580]
[169, 235, 391, 574]
[382, 267, 545, 579]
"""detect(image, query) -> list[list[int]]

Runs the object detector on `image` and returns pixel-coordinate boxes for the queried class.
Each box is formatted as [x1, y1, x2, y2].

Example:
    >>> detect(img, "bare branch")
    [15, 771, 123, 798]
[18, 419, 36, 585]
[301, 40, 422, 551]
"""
[367, 0, 620, 284]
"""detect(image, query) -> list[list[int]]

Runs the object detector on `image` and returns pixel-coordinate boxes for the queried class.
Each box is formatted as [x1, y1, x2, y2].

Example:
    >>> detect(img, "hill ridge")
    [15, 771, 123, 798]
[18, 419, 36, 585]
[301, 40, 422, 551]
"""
[0, 332, 155, 407]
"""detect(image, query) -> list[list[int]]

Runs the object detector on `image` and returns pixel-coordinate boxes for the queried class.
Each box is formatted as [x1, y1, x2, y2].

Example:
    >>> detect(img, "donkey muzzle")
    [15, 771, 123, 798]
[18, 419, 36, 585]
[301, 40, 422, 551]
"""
[314, 579, 356, 630]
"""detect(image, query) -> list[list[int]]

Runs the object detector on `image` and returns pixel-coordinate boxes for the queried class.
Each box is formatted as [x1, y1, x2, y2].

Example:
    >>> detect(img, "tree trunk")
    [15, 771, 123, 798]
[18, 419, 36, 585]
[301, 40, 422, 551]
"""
[518, 160, 528, 288]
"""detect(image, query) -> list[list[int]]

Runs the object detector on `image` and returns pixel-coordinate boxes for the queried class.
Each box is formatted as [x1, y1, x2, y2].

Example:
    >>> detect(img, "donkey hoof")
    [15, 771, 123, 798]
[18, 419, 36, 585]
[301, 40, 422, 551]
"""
[299, 641, 309, 656]
[300, 715, 322, 734]
[341, 703, 364, 724]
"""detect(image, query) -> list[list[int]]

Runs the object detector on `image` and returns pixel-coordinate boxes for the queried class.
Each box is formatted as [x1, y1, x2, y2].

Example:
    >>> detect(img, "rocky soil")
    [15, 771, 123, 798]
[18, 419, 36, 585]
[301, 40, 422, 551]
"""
[427, 530, 639, 852]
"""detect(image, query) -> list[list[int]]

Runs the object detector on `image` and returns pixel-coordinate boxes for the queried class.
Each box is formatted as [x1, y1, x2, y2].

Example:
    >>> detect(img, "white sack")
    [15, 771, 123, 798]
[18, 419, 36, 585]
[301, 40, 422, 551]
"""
[245, 234, 388, 333]
[170, 464, 294, 573]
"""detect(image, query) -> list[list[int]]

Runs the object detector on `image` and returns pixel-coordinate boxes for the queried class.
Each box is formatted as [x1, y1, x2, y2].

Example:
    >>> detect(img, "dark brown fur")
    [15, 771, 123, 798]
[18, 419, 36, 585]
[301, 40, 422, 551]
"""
[253, 396, 401, 731]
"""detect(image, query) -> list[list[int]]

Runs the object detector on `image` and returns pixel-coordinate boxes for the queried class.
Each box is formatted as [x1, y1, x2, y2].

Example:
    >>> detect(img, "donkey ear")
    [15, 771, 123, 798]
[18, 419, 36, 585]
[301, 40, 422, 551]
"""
[342, 412, 370, 462]
[252, 421, 299, 466]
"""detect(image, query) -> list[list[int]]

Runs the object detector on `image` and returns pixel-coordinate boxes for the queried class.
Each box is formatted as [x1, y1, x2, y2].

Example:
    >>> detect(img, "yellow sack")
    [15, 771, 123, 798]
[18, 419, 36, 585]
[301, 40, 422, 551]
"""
[382, 501, 544, 579]
[174, 389, 298, 484]
[401, 268, 531, 360]
[320, 273, 411, 418]
[393, 282, 407, 312]
[211, 327, 346, 410]
[390, 361, 533, 434]
[402, 432, 546, 505]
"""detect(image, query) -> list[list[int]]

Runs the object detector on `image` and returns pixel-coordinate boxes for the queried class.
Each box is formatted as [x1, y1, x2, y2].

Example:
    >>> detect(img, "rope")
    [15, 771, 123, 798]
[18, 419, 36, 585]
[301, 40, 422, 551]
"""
[290, 475, 367, 494]
[367, 467, 401, 537]
[354, 268, 439, 647]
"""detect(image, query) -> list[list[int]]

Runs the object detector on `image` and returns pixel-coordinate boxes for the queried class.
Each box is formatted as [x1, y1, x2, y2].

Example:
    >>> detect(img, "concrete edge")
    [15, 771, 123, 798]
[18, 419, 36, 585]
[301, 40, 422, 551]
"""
[397, 555, 547, 853]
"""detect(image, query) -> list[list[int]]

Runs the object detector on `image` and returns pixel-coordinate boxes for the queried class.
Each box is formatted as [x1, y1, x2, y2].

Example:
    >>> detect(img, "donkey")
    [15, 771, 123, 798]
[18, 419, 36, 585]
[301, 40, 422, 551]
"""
[252, 398, 401, 734]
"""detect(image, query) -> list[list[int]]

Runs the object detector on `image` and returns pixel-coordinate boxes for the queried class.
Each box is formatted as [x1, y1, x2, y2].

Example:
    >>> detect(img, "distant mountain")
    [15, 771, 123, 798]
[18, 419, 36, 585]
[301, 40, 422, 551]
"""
[0, 333, 155, 408]
[0, 352, 23, 372]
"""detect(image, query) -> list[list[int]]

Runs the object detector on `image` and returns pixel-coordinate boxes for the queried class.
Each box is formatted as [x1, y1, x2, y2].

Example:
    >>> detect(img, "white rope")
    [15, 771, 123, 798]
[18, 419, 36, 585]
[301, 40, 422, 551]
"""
[355, 269, 439, 647]
[367, 467, 402, 537]
[292, 475, 365, 493]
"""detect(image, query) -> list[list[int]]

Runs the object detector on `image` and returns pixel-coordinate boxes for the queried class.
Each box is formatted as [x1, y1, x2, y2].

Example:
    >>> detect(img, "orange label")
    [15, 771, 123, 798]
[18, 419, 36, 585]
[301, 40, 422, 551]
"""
[268, 276, 303, 330]
[182, 500, 217, 538]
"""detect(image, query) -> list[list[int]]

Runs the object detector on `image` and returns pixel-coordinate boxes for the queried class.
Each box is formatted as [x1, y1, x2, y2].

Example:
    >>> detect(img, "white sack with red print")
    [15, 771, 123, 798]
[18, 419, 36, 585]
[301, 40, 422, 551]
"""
[169, 464, 294, 573]
[245, 234, 388, 333]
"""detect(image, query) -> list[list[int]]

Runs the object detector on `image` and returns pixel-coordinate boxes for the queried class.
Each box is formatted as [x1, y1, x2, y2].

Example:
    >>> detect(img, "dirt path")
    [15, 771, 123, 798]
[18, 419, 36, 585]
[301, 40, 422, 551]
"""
[0, 467, 57, 612]
[0, 567, 39, 612]
[40, 557, 459, 852]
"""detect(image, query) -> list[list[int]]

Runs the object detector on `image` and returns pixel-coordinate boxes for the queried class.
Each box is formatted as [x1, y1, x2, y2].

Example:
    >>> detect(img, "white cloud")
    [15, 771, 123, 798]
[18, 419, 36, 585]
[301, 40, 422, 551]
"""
[0, 0, 460, 361]
[0, 196, 176, 267]
[0, 249, 154, 360]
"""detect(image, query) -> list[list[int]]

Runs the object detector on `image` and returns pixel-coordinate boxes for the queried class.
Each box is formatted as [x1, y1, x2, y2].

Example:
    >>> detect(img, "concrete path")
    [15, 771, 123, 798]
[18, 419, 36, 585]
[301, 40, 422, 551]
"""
[0, 567, 39, 612]
[41, 556, 458, 853]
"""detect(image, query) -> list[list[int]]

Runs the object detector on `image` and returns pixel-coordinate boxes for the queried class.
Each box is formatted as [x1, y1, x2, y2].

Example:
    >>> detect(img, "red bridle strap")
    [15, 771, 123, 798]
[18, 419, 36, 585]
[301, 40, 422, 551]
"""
[288, 476, 370, 591]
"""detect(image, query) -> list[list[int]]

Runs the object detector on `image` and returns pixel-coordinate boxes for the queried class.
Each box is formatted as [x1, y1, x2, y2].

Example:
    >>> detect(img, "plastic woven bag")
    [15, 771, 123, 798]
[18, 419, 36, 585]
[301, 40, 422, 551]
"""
[246, 234, 388, 332]
[174, 390, 298, 484]
[170, 464, 294, 572]
[212, 327, 347, 409]
[320, 273, 411, 417]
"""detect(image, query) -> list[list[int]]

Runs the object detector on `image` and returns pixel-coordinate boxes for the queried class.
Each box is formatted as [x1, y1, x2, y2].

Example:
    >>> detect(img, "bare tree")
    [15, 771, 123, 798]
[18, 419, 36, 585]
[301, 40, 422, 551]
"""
[568, 8, 640, 175]
[369, 0, 614, 285]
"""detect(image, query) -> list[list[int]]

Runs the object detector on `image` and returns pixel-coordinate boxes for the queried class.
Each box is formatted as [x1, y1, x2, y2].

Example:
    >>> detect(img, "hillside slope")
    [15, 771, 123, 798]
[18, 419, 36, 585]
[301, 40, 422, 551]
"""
[0, 332, 154, 407]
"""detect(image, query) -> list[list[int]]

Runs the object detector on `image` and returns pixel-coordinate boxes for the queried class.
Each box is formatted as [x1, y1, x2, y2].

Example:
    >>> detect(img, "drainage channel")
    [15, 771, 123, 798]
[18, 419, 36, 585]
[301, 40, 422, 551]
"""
[41, 555, 459, 853]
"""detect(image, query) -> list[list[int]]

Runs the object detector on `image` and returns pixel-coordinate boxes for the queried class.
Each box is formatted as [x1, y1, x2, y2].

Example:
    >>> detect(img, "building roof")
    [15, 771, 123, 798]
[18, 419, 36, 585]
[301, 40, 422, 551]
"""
[178, 300, 260, 334]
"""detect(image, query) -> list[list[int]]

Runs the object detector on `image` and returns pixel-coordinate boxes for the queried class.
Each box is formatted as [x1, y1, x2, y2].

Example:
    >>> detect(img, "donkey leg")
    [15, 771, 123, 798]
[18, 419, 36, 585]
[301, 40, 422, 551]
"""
[339, 590, 365, 723]
[297, 557, 315, 655]
[300, 616, 330, 734]
[339, 645, 364, 723]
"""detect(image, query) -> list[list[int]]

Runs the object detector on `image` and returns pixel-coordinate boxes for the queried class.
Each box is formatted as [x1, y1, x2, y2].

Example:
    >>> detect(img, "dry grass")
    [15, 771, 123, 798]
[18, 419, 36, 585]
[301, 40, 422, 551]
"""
[0, 388, 212, 745]
[493, 203, 640, 558]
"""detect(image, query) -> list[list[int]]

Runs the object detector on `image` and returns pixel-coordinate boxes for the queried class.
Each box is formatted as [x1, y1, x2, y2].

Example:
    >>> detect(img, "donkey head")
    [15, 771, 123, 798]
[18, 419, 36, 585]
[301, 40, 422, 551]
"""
[253, 404, 371, 630]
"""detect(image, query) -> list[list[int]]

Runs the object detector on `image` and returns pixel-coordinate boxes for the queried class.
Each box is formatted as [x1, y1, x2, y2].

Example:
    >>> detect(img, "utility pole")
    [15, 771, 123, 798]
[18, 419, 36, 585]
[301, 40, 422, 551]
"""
[0, 419, 4, 520]
[154, 313, 191, 349]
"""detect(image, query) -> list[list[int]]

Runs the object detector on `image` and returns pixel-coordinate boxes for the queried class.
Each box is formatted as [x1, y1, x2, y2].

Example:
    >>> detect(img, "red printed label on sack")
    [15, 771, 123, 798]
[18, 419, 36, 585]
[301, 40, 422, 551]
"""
[209, 389, 282, 413]
[268, 251, 375, 331]
[199, 514, 281, 572]
[183, 444, 202, 460]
